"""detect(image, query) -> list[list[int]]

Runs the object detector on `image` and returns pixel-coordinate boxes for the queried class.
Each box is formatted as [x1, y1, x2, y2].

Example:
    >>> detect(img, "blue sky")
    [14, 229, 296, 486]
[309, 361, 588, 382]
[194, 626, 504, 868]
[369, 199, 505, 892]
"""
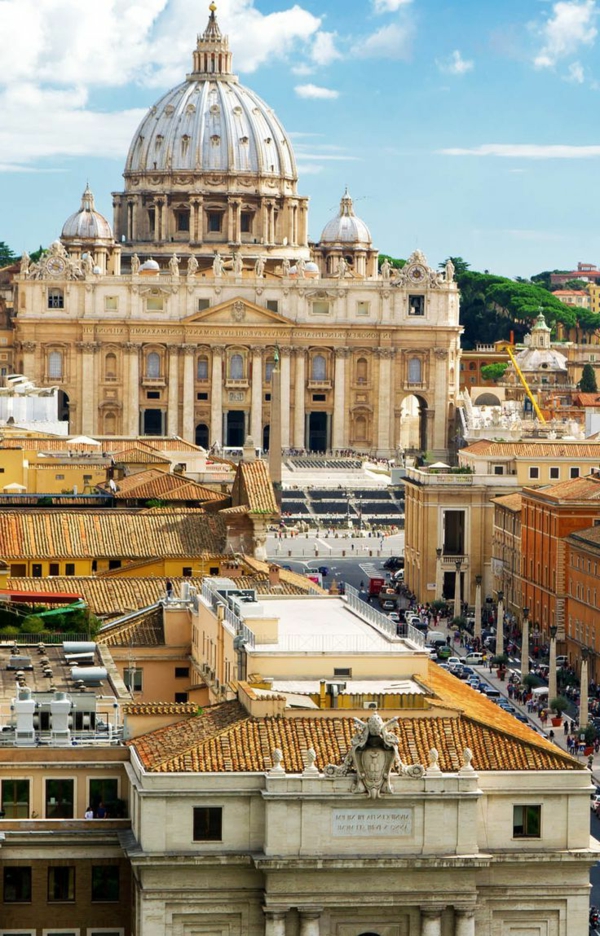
[1, 0, 600, 277]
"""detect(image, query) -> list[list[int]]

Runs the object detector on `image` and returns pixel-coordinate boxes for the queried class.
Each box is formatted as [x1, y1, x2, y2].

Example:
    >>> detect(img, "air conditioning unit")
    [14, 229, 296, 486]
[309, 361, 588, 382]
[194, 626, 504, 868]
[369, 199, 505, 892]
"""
[364, 701, 378, 710]
[201, 663, 209, 675]
[215, 678, 220, 691]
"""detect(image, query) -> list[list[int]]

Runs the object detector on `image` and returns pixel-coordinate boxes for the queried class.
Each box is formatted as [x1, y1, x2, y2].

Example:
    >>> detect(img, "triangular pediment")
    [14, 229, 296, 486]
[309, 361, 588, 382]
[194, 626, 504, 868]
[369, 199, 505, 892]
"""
[183, 297, 290, 326]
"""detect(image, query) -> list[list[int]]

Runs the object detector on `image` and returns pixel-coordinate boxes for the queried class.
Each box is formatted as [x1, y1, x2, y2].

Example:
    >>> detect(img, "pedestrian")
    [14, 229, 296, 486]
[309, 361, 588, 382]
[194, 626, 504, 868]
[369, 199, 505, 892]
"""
[84, 805, 94, 819]
[548, 729, 555, 742]
[563, 719, 569, 735]
[96, 801, 107, 819]
[165, 579, 174, 600]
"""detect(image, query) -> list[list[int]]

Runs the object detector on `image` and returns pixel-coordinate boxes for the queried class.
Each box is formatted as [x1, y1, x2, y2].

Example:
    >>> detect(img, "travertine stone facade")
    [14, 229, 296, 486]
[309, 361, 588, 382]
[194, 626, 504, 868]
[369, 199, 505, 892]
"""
[11, 6, 461, 458]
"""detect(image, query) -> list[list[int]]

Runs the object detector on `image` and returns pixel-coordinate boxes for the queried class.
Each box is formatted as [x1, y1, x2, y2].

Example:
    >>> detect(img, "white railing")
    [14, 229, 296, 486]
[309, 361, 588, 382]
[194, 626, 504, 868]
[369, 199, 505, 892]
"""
[201, 580, 256, 647]
[344, 585, 425, 647]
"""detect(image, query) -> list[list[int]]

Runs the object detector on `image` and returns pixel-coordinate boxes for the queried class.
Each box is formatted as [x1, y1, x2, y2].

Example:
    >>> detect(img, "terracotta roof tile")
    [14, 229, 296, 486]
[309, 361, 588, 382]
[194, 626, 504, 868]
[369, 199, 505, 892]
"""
[99, 468, 226, 503]
[462, 439, 600, 458]
[129, 697, 579, 774]
[232, 460, 278, 514]
[0, 508, 226, 559]
[491, 493, 522, 511]
[123, 702, 198, 716]
[98, 606, 165, 647]
[111, 447, 171, 465]
[523, 475, 600, 501]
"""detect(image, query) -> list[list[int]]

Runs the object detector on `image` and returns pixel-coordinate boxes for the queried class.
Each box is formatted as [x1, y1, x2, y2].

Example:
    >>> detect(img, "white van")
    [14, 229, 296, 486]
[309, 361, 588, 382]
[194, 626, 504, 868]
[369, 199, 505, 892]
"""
[427, 630, 447, 647]
[532, 686, 549, 699]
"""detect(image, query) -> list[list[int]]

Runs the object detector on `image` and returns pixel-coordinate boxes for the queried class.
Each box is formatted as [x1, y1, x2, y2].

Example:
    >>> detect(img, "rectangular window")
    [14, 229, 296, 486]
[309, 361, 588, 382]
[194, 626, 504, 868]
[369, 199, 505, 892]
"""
[312, 393, 326, 402]
[207, 211, 223, 233]
[104, 297, 118, 312]
[570, 467, 580, 479]
[55, 474, 65, 480]
[50, 563, 60, 576]
[493, 466, 504, 475]
[146, 391, 160, 400]
[193, 806, 222, 841]
[240, 211, 253, 234]
[175, 692, 189, 703]
[32, 564, 42, 578]
[2, 780, 30, 819]
[408, 295, 425, 316]
[123, 668, 142, 692]
[175, 667, 190, 678]
[197, 392, 209, 401]
[146, 296, 164, 312]
[549, 467, 560, 480]
[182, 567, 193, 577]
[47, 867, 75, 902]
[3, 867, 32, 902]
[10, 564, 26, 577]
[443, 509, 465, 555]
[311, 301, 330, 315]
[264, 393, 271, 402]
[334, 667, 352, 677]
[89, 779, 118, 815]
[46, 779, 74, 819]
[198, 299, 210, 311]
[177, 210, 190, 232]
[266, 300, 279, 313]
[91, 866, 120, 903]
[529, 467, 540, 480]
[356, 301, 369, 316]
[65, 563, 75, 576]
[513, 804, 541, 838]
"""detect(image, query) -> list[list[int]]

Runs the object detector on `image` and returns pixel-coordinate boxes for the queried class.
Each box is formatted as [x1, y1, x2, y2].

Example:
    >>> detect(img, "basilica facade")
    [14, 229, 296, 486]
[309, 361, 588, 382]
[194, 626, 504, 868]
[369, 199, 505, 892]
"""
[12, 4, 461, 458]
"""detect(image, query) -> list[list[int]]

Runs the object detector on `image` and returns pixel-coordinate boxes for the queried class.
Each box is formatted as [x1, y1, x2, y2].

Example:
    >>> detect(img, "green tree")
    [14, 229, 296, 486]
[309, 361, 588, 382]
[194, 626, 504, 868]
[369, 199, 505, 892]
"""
[562, 279, 590, 291]
[29, 245, 45, 263]
[480, 362, 509, 382]
[579, 363, 598, 393]
[0, 242, 17, 267]
[530, 269, 569, 290]
[439, 256, 470, 275]
[378, 253, 405, 269]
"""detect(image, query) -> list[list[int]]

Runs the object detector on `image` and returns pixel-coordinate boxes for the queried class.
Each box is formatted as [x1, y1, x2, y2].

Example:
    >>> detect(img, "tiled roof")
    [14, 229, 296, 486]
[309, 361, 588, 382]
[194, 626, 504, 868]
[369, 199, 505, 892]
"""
[98, 469, 226, 503]
[524, 475, 600, 501]
[0, 508, 226, 558]
[219, 504, 249, 515]
[462, 439, 600, 458]
[97, 606, 165, 647]
[492, 493, 522, 512]
[111, 447, 171, 465]
[123, 702, 198, 716]
[573, 394, 600, 407]
[568, 525, 600, 548]
[241, 555, 327, 593]
[233, 459, 278, 514]
[130, 689, 580, 774]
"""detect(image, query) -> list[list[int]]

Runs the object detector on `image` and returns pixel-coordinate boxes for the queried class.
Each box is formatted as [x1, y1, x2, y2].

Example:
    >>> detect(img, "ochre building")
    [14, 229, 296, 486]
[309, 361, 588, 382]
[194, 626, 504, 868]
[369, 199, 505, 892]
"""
[11, 5, 461, 458]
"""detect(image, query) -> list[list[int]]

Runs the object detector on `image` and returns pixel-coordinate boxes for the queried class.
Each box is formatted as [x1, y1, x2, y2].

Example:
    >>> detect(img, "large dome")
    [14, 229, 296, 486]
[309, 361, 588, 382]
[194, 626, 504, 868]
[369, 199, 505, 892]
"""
[61, 185, 113, 243]
[320, 189, 372, 247]
[125, 78, 296, 179]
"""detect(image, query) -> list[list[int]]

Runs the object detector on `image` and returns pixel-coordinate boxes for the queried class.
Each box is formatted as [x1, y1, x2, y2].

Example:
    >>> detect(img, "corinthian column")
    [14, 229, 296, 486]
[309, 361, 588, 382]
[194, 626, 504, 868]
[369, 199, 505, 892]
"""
[376, 348, 393, 456]
[181, 345, 195, 443]
[332, 348, 348, 451]
[293, 348, 306, 449]
[250, 346, 263, 446]
[210, 347, 223, 446]
[125, 343, 140, 436]
[167, 346, 179, 436]
[78, 342, 97, 435]
[280, 347, 291, 450]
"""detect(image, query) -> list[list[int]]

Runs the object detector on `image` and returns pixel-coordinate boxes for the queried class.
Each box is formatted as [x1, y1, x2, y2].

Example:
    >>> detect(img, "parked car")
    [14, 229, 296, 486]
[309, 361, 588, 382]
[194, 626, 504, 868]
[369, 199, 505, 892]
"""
[446, 657, 462, 668]
[383, 556, 404, 571]
[556, 655, 569, 668]
[484, 687, 501, 699]
[462, 652, 484, 666]
[590, 793, 600, 813]
[466, 677, 481, 690]
[388, 612, 400, 623]
[436, 646, 452, 660]
[317, 566, 330, 577]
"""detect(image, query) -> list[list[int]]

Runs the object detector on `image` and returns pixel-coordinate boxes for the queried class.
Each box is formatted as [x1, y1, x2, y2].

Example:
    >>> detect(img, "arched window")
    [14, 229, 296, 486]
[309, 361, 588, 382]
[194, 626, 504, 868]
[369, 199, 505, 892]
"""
[355, 415, 367, 441]
[407, 357, 422, 384]
[356, 357, 368, 383]
[105, 353, 117, 380]
[48, 350, 63, 379]
[146, 351, 161, 379]
[265, 358, 275, 383]
[469, 362, 477, 371]
[229, 353, 243, 379]
[197, 356, 209, 380]
[312, 354, 326, 381]
[47, 289, 64, 310]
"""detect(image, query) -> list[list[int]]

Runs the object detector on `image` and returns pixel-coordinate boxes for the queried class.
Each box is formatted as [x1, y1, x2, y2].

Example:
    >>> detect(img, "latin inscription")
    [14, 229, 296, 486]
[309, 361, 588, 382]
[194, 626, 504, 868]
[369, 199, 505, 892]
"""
[332, 808, 412, 837]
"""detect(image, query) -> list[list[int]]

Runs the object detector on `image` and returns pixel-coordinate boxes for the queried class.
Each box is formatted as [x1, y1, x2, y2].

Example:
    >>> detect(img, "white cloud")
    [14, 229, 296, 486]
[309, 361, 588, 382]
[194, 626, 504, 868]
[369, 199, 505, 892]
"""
[353, 22, 414, 60]
[440, 143, 600, 158]
[295, 83, 340, 100]
[0, 0, 322, 168]
[311, 31, 342, 66]
[533, 0, 597, 69]
[437, 50, 474, 75]
[373, 0, 413, 12]
[566, 60, 585, 81]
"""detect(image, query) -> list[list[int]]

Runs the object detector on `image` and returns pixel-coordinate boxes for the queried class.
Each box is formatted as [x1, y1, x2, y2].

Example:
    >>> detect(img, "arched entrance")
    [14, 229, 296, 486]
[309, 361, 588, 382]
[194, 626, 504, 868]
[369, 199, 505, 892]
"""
[226, 410, 245, 447]
[143, 409, 164, 436]
[399, 394, 427, 451]
[308, 412, 327, 452]
[57, 390, 70, 426]
[262, 424, 270, 453]
[474, 392, 501, 406]
[195, 423, 209, 449]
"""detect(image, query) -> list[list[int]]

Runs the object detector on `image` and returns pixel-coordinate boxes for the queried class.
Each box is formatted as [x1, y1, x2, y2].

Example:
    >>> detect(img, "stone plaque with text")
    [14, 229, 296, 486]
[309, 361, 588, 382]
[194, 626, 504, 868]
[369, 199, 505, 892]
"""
[332, 808, 412, 837]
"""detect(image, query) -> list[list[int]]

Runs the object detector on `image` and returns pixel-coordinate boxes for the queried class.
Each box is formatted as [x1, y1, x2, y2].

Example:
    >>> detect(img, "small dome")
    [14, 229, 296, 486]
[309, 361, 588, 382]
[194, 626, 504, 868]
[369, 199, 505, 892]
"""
[319, 188, 372, 247]
[140, 258, 160, 274]
[289, 261, 319, 279]
[61, 185, 113, 243]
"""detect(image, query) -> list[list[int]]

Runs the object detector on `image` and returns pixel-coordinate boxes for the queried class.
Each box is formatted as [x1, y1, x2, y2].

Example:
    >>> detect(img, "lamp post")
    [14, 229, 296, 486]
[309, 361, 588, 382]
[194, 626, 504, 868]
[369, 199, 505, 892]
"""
[474, 574, 482, 643]
[496, 590, 504, 658]
[548, 624, 558, 708]
[580, 647, 590, 730]
[436, 548, 443, 602]
[454, 559, 462, 622]
[521, 607, 530, 679]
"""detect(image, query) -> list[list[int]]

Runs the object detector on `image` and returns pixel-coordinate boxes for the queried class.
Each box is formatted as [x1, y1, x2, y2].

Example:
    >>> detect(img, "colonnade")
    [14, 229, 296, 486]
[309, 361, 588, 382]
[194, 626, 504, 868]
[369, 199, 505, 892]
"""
[263, 905, 476, 935]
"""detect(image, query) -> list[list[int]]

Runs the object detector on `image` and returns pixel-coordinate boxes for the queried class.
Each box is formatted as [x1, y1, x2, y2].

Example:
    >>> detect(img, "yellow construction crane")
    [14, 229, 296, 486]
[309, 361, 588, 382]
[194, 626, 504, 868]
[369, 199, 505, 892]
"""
[500, 343, 547, 425]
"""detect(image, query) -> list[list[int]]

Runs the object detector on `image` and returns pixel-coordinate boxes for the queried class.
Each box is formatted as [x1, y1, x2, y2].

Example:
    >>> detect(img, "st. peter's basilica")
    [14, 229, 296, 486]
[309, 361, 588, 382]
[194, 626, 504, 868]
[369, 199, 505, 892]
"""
[12, 3, 461, 458]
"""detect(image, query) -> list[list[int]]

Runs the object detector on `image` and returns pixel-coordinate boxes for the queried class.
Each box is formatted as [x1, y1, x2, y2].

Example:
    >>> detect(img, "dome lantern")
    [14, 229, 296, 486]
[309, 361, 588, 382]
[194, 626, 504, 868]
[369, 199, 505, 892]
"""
[61, 184, 113, 245]
[190, 3, 234, 78]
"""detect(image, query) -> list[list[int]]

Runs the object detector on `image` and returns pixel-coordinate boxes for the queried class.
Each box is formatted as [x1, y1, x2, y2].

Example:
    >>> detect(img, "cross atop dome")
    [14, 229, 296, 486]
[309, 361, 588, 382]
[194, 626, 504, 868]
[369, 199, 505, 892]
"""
[190, 2, 234, 77]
